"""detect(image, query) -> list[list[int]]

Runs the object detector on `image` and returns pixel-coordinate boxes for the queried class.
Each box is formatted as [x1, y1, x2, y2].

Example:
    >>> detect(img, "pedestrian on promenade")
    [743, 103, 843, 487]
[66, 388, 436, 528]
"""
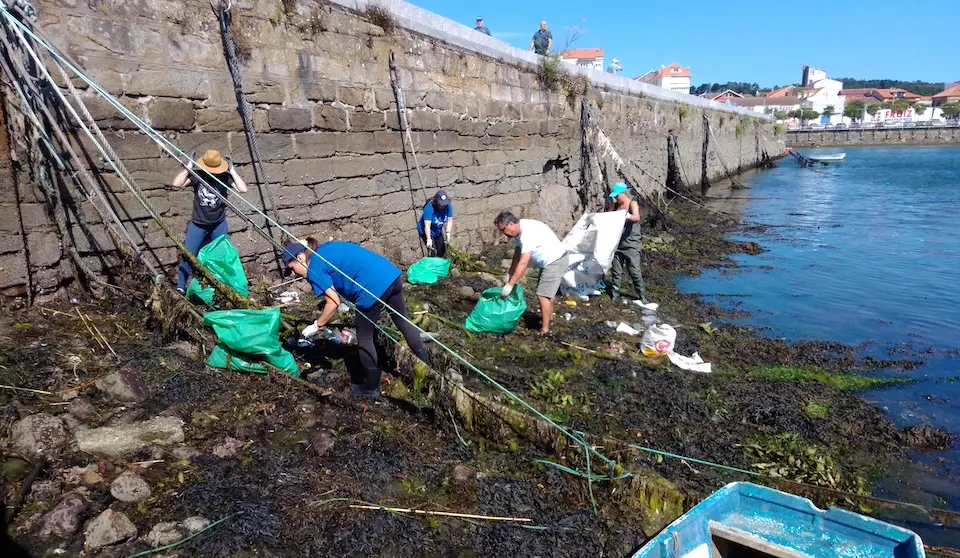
[530, 21, 552, 55]
[606, 58, 622, 75]
[417, 191, 454, 258]
[495, 212, 568, 334]
[172, 149, 249, 294]
[474, 16, 491, 35]
[282, 240, 432, 400]
[606, 182, 648, 303]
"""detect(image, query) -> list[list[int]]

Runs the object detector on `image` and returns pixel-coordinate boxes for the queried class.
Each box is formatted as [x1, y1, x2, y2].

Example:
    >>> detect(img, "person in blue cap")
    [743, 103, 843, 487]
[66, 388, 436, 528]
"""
[281, 239, 431, 400]
[417, 191, 454, 257]
[607, 182, 648, 303]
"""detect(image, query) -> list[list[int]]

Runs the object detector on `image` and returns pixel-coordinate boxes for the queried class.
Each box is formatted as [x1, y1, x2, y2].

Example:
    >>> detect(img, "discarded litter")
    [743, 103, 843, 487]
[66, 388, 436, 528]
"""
[630, 300, 660, 312]
[276, 291, 300, 304]
[615, 322, 642, 336]
[640, 323, 676, 356]
[322, 326, 358, 346]
[419, 331, 439, 343]
[667, 351, 712, 373]
[563, 313, 573, 321]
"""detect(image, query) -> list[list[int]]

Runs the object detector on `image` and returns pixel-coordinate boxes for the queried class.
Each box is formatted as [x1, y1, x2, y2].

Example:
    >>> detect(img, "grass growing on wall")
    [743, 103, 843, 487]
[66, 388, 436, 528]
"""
[362, 3, 396, 34]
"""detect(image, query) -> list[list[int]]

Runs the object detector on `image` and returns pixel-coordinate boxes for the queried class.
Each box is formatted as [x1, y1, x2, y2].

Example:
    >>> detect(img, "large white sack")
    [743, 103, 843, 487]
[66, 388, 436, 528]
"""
[559, 210, 627, 295]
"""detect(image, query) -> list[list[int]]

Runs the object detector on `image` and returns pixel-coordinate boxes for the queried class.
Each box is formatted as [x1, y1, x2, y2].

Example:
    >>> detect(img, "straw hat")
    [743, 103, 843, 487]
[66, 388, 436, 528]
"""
[196, 149, 229, 173]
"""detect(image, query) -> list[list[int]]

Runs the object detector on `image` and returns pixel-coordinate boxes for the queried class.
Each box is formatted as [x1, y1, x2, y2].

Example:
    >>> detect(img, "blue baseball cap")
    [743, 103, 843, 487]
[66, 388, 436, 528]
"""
[434, 190, 451, 206]
[281, 242, 306, 266]
[608, 182, 629, 198]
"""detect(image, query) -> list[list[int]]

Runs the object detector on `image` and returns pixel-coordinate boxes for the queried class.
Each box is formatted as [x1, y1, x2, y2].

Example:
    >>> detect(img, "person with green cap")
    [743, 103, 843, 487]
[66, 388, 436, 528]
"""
[607, 181, 648, 303]
[281, 239, 431, 400]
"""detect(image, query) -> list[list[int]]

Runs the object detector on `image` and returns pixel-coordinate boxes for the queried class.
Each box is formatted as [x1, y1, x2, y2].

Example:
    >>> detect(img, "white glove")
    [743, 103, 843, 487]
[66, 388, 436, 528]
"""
[426, 236, 433, 248]
[500, 284, 513, 298]
[301, 322, 320, 339]
[445, 232, 451, 243]
[502, 274, 510, 284]
[187, 158, 195, 170]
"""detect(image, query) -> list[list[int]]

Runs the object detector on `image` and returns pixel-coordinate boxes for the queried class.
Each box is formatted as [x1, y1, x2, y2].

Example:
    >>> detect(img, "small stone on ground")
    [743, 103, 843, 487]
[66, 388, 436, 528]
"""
[84, 509, 138, 549]
[110, 470, 152, 502]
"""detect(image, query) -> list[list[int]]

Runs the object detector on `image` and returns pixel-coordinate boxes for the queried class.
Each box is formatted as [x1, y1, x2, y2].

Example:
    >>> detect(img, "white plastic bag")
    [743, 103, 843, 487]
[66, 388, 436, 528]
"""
[559, 210, 627, 296]
[640, 323, 677, 356]
[667, 351, 712, 373]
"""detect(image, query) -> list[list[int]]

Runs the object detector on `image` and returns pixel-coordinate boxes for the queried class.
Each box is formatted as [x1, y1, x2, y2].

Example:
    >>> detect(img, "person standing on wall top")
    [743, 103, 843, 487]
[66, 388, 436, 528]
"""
[496, 212, 568, 335]
[606, 58, 622, 75]
[173, 149, 249, 294]
[530, 21, 552, 55]
[474, 16, 491, 35]
[606, 182, 648, 304]
[282, 240, 432, 401]
[417, 191, 454, 258]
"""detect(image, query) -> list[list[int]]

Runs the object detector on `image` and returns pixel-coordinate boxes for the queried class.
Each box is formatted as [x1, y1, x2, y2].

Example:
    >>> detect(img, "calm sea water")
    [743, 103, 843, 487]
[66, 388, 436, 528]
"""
[680, 146, 960, 537]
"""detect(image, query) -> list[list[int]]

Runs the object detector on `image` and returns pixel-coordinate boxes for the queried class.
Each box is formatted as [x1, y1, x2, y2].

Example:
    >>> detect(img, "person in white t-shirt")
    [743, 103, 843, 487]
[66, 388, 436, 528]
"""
[495, 212, 569, 334]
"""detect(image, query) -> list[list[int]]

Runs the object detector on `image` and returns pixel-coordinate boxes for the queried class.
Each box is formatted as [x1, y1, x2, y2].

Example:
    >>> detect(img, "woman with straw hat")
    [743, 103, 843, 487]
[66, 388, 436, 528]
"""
[172, 149, 249, 293]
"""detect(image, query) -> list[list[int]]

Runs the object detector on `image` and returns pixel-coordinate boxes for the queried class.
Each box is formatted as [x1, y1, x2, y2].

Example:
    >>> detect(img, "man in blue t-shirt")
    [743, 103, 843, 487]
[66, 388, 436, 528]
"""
[282, 240, 431, 401]
[417, 190, 454, 257]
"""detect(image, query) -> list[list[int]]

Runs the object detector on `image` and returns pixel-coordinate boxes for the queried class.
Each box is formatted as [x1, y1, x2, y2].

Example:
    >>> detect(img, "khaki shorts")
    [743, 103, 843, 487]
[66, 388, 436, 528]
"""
[536, 254, 569, 299]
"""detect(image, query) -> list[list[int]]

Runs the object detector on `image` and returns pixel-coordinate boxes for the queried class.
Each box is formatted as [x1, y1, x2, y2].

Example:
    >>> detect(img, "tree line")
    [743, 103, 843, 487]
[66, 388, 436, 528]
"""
[693, 78, 947, 98]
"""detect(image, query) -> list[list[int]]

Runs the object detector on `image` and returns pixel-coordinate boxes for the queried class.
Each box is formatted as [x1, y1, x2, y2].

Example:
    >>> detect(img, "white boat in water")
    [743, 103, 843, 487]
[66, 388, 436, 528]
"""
[807, 153, 846, 162]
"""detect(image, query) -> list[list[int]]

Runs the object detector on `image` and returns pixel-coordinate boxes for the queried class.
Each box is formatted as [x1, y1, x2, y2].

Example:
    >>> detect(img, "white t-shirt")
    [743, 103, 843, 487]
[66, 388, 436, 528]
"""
[516, 219, 566, 268]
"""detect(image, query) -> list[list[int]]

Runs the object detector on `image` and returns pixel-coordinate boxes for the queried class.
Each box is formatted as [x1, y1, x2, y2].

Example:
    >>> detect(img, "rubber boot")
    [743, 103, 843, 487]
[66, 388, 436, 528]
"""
[609, 286, 621, 301]
[351, 367, 382, 401]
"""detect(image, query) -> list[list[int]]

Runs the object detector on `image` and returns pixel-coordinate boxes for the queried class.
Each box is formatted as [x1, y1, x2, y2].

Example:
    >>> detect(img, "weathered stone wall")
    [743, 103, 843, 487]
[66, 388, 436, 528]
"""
[787, 127, 960, 147]
[0, 0, 783, 301]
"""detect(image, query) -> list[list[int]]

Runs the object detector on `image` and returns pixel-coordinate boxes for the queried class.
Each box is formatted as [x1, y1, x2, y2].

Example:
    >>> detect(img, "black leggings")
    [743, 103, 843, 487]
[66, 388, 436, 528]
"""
[420, 231, 447, 258]
[356, 277, 431, 375]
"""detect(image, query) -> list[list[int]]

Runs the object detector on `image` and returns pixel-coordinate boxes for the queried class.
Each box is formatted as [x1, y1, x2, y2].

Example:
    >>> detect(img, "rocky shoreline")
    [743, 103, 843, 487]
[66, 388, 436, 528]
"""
[1, 198, 953, 557]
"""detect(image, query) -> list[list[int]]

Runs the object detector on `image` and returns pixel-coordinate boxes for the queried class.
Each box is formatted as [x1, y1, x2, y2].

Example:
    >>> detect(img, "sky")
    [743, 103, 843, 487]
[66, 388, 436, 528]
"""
[409, 0, 960, 88]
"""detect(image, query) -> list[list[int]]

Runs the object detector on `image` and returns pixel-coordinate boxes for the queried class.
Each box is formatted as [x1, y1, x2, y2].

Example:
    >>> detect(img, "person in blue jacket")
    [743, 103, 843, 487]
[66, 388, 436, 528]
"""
[417, 191, 453, 257]
[282, 239, 431, 400]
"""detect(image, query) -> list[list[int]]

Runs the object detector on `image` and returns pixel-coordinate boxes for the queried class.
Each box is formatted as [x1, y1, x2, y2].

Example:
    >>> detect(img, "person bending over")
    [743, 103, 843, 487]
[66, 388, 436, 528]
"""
[282, 239, 432, 400]
[417, 190, 454, 258]
[495, 212, 568, 335]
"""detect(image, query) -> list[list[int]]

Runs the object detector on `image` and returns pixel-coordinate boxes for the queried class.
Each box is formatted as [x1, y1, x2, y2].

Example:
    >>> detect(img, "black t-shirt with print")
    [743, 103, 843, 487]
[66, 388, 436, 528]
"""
[190, 171, 232, 227]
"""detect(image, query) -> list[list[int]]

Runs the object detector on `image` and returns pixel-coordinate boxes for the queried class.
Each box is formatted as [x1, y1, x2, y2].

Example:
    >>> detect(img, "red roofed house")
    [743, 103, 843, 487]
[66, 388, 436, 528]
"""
[867, 88, 922, 103]
[932, 84, 960, 107]
[698, 90, 744, 103]
[560, 48, 604, 72]
[634, 63, 692, 94]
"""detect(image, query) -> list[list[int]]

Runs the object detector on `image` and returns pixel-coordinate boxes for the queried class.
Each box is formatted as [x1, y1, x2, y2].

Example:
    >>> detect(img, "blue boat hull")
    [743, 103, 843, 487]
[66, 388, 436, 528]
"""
[632, 482, 925, 558]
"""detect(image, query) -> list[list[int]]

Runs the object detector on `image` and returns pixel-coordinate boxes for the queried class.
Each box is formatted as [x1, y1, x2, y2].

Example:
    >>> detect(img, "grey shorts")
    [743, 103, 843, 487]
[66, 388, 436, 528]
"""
[536, 254, 569, 299]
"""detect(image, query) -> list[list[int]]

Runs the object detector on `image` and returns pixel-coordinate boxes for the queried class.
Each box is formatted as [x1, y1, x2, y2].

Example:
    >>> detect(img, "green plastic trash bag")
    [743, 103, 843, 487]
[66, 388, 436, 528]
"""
[196, 235, 249, 297]
[203, 308, 299, 376]
[206, 343, 268, 374]
[185, 278, 215, 306]
[464, 285, 527, 334]
[406, 257, 451, 285]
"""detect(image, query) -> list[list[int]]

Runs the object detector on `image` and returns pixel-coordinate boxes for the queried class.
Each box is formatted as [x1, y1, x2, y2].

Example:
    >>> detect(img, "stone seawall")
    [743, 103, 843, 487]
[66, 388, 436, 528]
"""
[0, 0, 783, 301]
[787, 127, 960, 148]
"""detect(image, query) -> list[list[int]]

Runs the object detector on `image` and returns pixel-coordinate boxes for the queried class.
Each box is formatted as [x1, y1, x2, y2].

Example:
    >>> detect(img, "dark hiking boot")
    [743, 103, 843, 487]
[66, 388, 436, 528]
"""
[350, 383, 382, 402]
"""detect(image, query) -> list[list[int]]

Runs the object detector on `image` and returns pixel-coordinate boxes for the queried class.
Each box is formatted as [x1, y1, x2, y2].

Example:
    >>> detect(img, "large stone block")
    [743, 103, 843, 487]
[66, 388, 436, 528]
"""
[196, 109, 243, 132]
[436, 167, 460, 187]
[303, 82, 338, 103]
[230, 134, 295, 163]
[315, 105, 349, 132]
[26, 231, 62, 268]
[294, 133, 336, 160]
[315, 177, 376, 203]
[409, 111, 440, 131]
[463, 164, 505, 183]
[175, 133, 231, 159]
[312, 198, 358, 222]
[267, 107, 313, 131]
[244, 81, 287, 105]
[424, 92, 451, 111]
[427, 152, 454, 168]
[434, 131, 460, 152]
[381, 153, 410, 172]
[105, 133, 162, 160]
[286, 155, 385, 184]
[0, 252, 26, 289]
[487, 122, 512, 137]
[474, 151, 508, 166]
[276, 185, 318, 208]
[375, 172, 405, 194]
[335, 132, 375, 155]
[438, 113, 462, 131]
[126, 69, 209, 99]
[71, 96, 143, 130]
[452, 151, 472, 167]
[339, 87, 367, 108]
[373, 131, 403, 152]
[350, 111, 385, 132]
[149, 99, 197, 130]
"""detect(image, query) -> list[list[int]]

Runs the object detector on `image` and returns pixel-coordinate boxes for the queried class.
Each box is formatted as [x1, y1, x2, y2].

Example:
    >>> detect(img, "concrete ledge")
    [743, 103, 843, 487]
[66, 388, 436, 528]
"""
[329, 0, 767, 118]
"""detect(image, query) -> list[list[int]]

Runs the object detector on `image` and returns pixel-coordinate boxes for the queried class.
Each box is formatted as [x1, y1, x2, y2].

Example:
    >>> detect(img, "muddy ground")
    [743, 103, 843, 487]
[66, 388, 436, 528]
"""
[2, 198, 954, 557]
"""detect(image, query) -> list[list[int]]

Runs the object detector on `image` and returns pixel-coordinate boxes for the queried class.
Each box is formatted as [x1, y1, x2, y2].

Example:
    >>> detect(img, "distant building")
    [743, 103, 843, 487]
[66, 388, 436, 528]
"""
[932, 84, 960, 107]
[801, 65, 827, 86]
[634, 63, 691, 94]
[698, 90, 743, 103]
[867, 88, 923, 103]
[560, 48, 604, 72]
[729, 96, 803, 117]
[758, 86, 795, 98]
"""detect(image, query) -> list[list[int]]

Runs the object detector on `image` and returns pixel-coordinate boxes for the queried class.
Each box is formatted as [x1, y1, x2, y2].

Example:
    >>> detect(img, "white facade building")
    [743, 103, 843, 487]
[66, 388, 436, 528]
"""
[560, 48, 604, 72]
[634, 63, 691, 94]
